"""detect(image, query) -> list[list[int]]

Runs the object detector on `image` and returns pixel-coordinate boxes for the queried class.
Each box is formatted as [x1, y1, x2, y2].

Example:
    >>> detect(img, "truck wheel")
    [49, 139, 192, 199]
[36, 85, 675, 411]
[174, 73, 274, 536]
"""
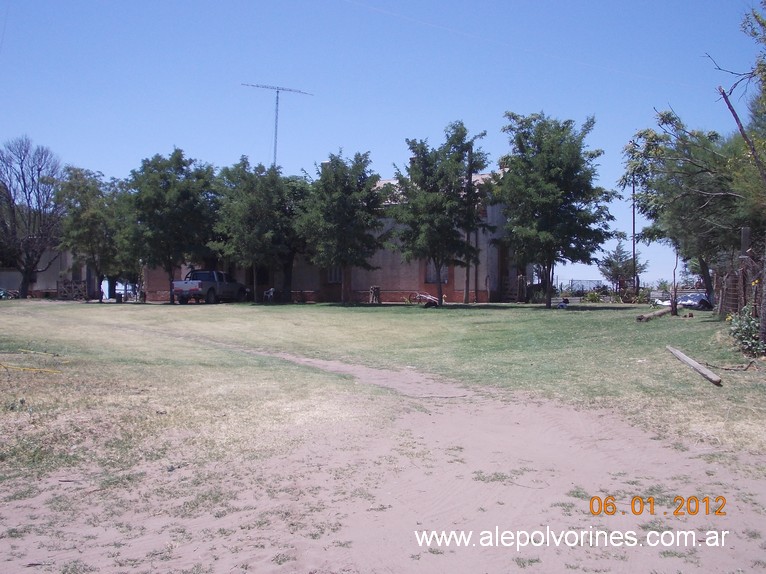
[178, 296, 188, 305]
[237, 288, 246, 302]
[206, 289, 217, 304]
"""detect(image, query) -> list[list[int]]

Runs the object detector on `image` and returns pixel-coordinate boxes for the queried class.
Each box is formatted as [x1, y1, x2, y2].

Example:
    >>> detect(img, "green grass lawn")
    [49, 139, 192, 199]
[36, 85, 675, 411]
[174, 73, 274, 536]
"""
[1, 299, 764, 481]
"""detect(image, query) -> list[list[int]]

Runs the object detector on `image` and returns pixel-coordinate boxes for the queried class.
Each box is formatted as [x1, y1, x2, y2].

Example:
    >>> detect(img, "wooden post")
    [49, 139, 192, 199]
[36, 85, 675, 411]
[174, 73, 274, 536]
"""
[671, 252, 679, 317]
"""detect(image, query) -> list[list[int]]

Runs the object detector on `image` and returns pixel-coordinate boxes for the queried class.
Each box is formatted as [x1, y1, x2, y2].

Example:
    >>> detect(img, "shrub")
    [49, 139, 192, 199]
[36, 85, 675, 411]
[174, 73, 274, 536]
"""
[620, 288, 652, 304]
[729, 305, 766, 356]
[583, 291, 602, 303]
[530, 290, 546, 304]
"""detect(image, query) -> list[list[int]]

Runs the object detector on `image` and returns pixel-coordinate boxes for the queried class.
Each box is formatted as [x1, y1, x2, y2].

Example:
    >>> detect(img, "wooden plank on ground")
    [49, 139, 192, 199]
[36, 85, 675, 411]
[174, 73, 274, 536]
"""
[666, 346, 723, 386]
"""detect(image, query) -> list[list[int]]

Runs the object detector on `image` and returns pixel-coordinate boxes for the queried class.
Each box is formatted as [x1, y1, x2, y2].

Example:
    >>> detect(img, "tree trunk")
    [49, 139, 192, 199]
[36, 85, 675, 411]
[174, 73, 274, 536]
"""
[340, 265, 351, 304]
[167, 268, 175, 304]
[474, 230, 480, 303]
[280, 252, 295, 303]
[18, 271, 31, 299]
[761, 242, 766, 347]
[435, 259, 444, 306]
[464, 144, 474, 305]
[671, 252, 679, 317]
[96, 271, 104, 302]
[697, 256, 715, 306]
[251, 261, 257, 302]
[107, 275, 119, 299]
[544, 262, 554, 309]
[463, 232, 470, 305]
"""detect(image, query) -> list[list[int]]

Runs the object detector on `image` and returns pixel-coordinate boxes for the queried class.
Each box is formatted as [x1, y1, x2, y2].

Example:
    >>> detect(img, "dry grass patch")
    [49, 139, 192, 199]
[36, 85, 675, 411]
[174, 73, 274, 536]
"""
[1, 303, 399, 489]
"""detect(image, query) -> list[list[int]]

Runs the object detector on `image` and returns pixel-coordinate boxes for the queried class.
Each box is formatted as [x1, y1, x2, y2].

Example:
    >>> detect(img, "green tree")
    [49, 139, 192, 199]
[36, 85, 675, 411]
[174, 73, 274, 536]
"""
[296, 151, 386, 304]
[622, 111, 743, 303]
[0, 136, 64, 298]
[496, 112, 617, 308]
[393, 122, 487, 305]
[57, 167, 119, 301]
[105, 179, 145, 297]
[711, 1, 766, 346]
[129, 149, 218, 303]
[215, 158, 309, 301]
[597, 240, 649, 293]
[393, 121, 488, 306]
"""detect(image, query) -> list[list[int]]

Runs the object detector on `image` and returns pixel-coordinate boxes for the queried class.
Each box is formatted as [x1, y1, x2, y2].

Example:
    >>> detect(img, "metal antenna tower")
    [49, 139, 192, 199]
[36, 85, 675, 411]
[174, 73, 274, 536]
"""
[242, 83, 313, 167]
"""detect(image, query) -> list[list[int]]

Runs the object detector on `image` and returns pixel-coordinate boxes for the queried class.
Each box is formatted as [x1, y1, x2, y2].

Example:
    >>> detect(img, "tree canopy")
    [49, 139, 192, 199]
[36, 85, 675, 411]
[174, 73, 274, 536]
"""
[622, 111, 745, 301]
[129, 148, 218, 303]
[296, 151, 387, 303]
[214, 158, 309, 301]
[56, 167, 119, 301]
[496, 112, 617, 308]
[393, 121, 489, 306]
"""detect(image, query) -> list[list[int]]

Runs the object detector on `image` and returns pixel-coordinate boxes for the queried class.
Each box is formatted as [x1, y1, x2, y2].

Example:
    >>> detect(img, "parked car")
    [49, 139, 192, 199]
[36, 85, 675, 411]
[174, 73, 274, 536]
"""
[172, 270, 248, 304]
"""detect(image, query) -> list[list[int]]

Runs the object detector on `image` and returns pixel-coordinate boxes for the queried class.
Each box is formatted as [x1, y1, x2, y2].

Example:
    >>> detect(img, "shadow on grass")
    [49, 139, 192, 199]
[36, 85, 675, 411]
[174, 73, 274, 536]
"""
[311, 302, 646, 312]
[226, 301, 680, 314]
[298, 302, 520, 311]
[557, 304, 643, 312]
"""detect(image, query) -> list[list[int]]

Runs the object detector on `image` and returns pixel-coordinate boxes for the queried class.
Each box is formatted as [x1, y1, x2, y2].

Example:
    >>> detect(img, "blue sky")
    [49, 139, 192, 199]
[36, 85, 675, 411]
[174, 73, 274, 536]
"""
[0, 1, 760, 285]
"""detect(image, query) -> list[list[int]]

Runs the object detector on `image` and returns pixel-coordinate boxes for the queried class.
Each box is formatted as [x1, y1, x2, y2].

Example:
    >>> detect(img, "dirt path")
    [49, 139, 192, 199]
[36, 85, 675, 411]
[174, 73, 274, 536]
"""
[229, 351, 766, 573]
[2, 334, 765, 573]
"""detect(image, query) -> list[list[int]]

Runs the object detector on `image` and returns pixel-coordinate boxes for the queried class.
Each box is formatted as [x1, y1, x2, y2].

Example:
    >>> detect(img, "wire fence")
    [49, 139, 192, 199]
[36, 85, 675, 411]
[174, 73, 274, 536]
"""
[717, 257, 763, 318]
[566, 279, 607, 294]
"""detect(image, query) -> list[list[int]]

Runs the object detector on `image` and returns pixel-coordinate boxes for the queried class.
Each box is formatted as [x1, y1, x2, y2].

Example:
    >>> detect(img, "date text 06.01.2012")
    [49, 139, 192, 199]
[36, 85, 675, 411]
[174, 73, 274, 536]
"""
[589, 496, 726, 517]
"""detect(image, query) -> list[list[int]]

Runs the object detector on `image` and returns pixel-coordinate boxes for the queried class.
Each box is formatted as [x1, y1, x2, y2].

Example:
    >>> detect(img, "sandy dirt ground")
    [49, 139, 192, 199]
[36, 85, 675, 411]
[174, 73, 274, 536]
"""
[2, 352, 765, 573]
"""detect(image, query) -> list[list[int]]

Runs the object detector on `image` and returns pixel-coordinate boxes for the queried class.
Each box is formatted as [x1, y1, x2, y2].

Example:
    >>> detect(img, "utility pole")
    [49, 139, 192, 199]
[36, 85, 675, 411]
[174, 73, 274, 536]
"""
[632, 175, 638, 295]
[463, 145, 473, 304]
[242, 83, 313, 167]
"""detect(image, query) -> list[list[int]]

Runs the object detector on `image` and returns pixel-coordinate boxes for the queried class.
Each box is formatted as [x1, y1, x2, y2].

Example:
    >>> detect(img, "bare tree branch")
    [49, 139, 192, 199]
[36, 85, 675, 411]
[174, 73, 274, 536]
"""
[718, 85, 766, 187]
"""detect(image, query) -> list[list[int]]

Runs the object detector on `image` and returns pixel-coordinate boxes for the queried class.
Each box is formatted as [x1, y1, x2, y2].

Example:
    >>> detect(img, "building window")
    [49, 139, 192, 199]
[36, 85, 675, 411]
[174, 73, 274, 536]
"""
[327, 266, 342, 284]
[425, 260, 448, 284]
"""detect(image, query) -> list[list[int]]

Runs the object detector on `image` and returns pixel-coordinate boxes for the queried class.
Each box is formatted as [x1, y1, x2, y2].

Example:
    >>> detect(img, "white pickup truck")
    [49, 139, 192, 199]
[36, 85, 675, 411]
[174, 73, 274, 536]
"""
[172, 270, 248, 304]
